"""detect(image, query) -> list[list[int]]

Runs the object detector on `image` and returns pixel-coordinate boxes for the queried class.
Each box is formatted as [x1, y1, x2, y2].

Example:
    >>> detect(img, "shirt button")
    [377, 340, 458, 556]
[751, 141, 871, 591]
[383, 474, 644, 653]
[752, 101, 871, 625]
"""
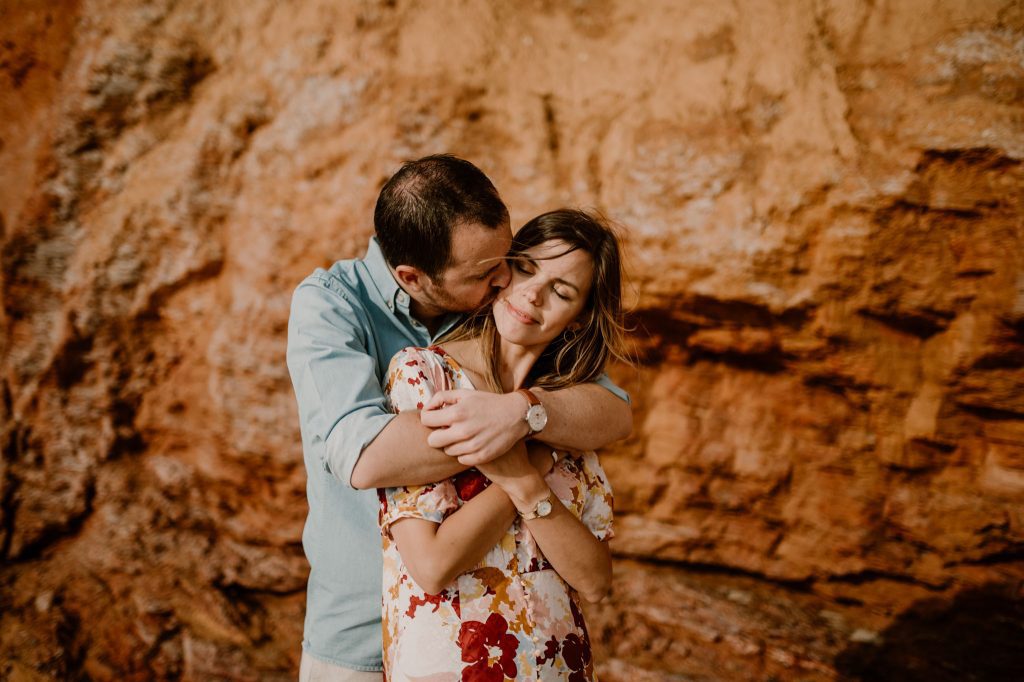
[396, 291, 409, 306]
[386, 300, 394, 310]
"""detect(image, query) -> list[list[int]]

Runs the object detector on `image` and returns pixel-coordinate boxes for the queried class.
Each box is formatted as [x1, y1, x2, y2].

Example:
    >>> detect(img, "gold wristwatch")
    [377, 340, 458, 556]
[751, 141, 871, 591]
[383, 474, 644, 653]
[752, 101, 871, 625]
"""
[520, 495, 553, 520]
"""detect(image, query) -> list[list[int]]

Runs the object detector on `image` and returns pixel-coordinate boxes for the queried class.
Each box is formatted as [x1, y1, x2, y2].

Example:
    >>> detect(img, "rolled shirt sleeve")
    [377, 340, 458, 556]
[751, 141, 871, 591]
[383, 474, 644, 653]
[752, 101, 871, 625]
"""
[287, 277, 396, 487]
[594, 372, 630, 404]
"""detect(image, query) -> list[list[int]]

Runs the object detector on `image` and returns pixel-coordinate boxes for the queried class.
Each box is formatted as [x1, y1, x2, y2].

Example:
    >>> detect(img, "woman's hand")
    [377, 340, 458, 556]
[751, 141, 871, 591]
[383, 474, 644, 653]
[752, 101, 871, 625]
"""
[526, 441, 559, 476]
[474, 440, 536, 486]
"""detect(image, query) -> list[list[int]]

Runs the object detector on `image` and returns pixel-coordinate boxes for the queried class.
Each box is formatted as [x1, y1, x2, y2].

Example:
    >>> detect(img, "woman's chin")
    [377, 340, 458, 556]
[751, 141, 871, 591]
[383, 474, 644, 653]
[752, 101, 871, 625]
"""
[495, 321, 534, 346]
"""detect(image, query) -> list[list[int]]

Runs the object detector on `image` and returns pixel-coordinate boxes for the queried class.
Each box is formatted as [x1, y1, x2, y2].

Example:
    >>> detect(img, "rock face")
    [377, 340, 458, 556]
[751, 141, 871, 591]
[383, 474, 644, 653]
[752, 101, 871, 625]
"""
[2, 1, 1022, 679]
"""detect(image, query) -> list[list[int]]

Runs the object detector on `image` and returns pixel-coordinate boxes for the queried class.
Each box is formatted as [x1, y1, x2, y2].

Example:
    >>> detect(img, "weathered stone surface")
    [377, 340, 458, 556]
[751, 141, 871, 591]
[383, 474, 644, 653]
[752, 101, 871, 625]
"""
[2, 0, 1023, 679]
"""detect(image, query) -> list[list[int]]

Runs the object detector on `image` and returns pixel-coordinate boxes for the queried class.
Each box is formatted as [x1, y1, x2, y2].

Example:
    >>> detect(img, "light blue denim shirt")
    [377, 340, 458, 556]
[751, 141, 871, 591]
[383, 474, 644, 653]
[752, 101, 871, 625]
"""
[286, 237, 628, 671]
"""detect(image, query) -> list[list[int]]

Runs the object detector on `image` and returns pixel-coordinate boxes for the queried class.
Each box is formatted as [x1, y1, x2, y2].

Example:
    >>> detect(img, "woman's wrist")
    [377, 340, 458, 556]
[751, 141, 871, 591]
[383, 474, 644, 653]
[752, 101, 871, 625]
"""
[501, 473, 551, 513]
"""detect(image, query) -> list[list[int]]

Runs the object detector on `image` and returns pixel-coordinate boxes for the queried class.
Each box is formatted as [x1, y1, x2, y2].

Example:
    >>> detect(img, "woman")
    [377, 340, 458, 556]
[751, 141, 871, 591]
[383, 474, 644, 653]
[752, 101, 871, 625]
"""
[378, 209, 629, 681]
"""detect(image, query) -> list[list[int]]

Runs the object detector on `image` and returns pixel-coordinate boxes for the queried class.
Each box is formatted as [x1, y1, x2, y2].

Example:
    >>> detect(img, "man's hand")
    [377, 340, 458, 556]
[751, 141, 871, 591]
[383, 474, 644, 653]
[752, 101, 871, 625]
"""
[420, 390, 530, 466]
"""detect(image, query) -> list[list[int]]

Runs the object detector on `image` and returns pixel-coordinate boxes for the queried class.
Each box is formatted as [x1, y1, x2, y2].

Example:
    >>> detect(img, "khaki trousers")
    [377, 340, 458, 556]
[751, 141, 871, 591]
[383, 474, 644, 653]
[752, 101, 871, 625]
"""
[298, 651, 383, 682]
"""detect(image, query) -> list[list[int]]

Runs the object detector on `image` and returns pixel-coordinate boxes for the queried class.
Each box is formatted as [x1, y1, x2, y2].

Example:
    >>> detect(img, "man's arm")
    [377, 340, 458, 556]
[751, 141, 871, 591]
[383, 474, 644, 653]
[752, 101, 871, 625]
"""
[420, 380, 632, 467]
[350, 346, 485, 489]
[348, 414, 465, 489]
[531, 382, 632, 450]
[288, 279, 469, 489]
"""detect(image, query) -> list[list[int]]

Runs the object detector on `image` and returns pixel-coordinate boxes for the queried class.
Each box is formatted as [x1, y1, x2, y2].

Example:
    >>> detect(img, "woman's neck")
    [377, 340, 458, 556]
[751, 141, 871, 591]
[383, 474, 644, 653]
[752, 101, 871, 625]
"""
[496, 337, 543, 392]
[439, 336, 543, 393]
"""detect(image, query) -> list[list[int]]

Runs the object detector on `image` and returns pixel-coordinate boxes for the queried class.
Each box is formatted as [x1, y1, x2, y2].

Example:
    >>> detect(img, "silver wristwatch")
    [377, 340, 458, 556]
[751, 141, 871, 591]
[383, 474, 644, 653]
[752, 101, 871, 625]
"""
[517, 388, 548, 435]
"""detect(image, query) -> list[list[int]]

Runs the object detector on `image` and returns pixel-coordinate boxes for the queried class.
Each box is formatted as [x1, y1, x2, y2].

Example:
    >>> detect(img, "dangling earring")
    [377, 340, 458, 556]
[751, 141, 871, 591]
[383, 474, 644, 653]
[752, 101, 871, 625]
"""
[563, 323, 581, 343]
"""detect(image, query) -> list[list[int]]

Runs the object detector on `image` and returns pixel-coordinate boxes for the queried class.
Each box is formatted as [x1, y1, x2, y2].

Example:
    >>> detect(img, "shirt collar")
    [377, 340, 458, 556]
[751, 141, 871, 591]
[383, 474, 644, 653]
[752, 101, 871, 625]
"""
[364, 237, 412, 313]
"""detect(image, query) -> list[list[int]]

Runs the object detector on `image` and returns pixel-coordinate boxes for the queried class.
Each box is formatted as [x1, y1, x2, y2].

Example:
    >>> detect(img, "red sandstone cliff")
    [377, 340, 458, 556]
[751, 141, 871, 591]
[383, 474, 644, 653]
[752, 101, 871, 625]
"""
[2, 1, 1022, 679]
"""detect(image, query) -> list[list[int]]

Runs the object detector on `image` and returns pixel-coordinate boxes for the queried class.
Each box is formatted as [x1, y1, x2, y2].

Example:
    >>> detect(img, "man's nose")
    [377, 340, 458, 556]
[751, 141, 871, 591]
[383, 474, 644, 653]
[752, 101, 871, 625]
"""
[491, 260, 511, 289]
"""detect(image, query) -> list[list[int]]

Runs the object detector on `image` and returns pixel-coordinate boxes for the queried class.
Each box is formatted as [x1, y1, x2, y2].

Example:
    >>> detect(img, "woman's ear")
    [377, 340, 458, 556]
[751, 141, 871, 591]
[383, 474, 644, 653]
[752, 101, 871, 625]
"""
[393, 265, 427, 294]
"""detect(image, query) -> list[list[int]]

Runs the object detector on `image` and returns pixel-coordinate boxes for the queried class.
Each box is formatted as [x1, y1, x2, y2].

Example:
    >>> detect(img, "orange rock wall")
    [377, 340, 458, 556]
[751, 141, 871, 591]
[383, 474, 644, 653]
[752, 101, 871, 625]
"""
[2, 1, 1022, 679]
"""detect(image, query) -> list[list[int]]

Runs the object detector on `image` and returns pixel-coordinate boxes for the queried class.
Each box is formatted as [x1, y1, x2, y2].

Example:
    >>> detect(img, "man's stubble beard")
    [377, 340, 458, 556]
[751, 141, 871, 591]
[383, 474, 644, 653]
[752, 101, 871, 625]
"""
[425, 280, 499, 316]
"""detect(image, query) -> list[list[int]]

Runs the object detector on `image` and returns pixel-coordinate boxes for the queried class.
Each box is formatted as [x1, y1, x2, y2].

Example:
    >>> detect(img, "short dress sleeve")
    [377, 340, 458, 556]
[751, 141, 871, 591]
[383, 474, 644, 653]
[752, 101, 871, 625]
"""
[379, 347, 460, 539]
[383, 346, 459, 413]
[577, 451, 615, 541]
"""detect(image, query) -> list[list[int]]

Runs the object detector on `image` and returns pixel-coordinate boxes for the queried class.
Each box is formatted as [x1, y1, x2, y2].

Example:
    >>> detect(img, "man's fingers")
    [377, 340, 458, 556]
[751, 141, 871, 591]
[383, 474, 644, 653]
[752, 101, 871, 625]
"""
[426, 425, 467, 449]
[421, 400, 469, 428]
[423, 390, 465, 411]
[420, 407, 456, 428]
[457, 453, 488, 467]
[450, 443, 508, 465]
[442, 439, 480, 458]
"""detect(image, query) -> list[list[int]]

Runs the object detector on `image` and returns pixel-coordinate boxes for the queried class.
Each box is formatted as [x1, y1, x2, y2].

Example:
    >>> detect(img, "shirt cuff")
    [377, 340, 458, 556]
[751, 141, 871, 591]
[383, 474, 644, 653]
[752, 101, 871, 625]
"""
[325, 411, 397, 488]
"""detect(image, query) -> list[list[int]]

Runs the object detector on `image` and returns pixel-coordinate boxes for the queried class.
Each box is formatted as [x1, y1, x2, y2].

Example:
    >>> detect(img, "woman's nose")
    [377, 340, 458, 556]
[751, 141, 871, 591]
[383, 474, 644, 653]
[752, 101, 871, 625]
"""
[524, 283, 542, 304]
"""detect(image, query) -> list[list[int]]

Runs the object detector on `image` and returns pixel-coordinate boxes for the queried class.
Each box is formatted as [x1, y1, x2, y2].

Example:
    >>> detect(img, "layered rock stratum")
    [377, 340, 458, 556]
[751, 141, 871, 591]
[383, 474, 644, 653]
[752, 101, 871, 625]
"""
[2, 1, 1022, 679]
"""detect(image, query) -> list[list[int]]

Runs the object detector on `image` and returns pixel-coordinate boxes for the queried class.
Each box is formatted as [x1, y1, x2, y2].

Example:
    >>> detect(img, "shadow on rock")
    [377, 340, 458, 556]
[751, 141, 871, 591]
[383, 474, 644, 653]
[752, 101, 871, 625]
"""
[835, 582, 1024, 681]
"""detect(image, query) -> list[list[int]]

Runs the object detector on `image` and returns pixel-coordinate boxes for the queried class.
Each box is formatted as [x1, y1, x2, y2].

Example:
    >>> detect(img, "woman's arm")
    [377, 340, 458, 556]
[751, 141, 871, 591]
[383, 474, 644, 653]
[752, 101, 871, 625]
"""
[388, 482, 517, 595]
[477, 453, 613, 603]
[387, 442, 555, 595]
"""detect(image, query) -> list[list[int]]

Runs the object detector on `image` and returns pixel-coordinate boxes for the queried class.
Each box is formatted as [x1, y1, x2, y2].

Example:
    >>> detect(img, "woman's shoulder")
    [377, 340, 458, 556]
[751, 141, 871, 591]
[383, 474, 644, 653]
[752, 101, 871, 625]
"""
[385, 345, 467, 400]
[393, 344, 468, 377]
[389, 345, 448, 370]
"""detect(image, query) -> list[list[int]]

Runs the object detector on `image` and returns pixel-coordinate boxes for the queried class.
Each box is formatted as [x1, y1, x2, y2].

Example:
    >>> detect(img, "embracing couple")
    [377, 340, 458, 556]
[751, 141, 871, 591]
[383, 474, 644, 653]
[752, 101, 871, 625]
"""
[286, 154, 632, 681]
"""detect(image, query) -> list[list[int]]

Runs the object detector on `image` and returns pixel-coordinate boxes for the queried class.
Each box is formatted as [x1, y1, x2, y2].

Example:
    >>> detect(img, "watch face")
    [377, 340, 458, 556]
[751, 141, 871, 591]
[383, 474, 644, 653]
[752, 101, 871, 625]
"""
[527, 404, 548, 433]
[536, 499, 553, 517]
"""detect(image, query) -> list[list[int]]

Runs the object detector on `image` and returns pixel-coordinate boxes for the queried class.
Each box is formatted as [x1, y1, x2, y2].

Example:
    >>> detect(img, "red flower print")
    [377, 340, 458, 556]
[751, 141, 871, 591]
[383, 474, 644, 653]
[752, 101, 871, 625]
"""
[570, 595, 587, 630]
[562, 598, 594, 680]
[458, 613, 518, 681]
[536, 635, 560, 665]
[561, 633, 592, 682]
[453, 469, 491, 501]
[405, 591, 447, 618]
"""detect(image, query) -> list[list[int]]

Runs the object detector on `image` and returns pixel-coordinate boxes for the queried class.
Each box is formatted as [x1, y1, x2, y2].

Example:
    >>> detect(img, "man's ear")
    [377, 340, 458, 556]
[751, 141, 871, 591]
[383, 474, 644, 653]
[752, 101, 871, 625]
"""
[394, 265, 428, 294]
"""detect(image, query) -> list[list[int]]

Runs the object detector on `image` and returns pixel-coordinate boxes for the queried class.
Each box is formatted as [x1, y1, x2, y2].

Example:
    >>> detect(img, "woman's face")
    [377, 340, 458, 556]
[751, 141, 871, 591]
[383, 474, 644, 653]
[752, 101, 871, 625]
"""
[492, 239, 594, 350]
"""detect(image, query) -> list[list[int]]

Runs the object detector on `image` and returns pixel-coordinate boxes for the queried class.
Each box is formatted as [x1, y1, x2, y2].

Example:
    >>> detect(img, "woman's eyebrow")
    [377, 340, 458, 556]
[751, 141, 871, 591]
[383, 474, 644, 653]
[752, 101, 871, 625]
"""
[552, 277, 580, 293]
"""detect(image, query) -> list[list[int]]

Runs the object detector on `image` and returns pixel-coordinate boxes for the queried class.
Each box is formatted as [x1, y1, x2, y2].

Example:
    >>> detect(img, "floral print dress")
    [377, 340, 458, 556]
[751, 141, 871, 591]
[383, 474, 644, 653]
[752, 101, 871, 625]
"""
[378, 346, 614, 682]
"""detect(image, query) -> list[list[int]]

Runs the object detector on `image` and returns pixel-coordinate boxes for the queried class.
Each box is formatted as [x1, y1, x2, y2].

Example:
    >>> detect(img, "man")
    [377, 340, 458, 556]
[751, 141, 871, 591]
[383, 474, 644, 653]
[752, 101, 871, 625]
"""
[286, 154, 631, 680]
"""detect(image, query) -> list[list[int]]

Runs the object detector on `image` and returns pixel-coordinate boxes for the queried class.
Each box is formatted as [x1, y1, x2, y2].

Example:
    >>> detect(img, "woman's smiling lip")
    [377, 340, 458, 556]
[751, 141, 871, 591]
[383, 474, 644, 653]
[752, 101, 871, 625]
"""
[504, 299, 539, 324]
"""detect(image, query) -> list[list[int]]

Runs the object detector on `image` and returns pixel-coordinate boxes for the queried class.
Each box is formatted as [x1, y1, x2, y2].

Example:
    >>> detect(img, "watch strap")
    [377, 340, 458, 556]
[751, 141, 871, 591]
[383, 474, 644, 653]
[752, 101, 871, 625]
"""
[516, 388, 540, 407]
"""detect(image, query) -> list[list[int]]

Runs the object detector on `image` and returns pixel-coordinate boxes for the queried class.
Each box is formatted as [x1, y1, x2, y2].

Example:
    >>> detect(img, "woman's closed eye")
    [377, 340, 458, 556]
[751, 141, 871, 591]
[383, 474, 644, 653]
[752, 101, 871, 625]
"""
[513, 261, 535, 275]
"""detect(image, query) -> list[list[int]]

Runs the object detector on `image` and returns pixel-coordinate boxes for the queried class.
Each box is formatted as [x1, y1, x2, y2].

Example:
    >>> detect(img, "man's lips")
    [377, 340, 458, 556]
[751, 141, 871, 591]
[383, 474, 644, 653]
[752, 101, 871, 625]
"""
[503, 299, 539, 325]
